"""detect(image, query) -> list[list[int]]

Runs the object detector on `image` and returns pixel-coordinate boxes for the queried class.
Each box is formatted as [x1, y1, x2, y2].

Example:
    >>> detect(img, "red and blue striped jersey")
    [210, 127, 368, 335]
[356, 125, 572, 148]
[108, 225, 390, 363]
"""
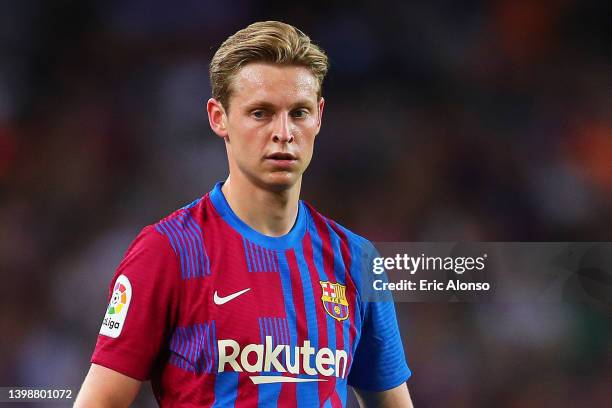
[92, 182, 411, 407]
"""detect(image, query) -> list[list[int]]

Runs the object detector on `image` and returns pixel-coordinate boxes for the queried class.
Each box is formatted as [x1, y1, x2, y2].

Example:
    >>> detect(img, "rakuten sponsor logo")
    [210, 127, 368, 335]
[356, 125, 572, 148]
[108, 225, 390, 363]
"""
[218, 336, 348, 384]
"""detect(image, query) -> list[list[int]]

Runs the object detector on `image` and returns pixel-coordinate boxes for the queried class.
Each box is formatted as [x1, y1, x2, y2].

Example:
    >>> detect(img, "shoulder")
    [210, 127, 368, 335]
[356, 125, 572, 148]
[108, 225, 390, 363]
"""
[147, 195, 211, 279]
[154, 195, 206, 234]
[303, 201, 376, 255]
[302, 201, 378, 319]
[151, 195, 209, 246]
[118, 195, 208, 272]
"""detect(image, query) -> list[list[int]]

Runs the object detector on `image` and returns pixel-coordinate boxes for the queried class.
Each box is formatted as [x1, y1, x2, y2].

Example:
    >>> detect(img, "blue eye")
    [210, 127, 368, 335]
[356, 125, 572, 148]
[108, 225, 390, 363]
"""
[252, 110, 266, 119]
[292, 109, 308, 118]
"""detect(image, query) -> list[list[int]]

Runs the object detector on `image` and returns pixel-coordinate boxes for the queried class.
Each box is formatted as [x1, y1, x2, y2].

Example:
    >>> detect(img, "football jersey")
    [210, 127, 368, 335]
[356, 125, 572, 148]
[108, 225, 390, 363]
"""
[92, 182, 411, 407]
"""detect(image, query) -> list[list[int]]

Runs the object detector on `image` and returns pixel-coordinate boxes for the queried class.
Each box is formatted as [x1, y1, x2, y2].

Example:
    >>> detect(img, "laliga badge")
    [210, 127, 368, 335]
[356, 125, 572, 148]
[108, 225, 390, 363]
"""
[100, 274, 132, 338]
[320, 281, 349, 321]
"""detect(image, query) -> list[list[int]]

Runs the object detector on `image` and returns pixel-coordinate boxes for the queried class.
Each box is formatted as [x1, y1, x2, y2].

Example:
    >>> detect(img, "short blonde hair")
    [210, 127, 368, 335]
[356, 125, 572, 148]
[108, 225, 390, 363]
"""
[210, 21, 329, 110]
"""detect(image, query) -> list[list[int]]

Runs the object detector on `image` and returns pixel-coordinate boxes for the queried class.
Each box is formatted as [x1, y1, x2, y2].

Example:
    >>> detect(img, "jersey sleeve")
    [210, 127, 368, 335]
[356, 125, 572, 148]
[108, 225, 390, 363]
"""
[91, 225, 180, 381]
[347, 242, 412, 391]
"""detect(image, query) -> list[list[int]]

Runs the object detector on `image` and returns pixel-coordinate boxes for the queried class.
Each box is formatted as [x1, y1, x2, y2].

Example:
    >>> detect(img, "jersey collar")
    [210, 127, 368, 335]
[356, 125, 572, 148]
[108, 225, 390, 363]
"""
[209, 181, 307, 250]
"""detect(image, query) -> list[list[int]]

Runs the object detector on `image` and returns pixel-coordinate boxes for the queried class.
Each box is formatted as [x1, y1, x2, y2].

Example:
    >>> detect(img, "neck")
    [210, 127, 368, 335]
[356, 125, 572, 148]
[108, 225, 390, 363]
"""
[221, 175, 301, 237]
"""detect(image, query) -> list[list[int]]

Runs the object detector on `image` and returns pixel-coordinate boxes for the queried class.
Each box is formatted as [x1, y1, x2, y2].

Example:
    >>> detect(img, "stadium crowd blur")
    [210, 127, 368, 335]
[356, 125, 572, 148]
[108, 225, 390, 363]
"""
[1, 1, 611, 407]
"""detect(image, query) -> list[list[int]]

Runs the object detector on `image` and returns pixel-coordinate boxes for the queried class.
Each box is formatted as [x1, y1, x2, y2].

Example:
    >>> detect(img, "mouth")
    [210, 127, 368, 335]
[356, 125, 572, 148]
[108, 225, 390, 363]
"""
[266, 152, 297, 161]
[265, 152, 298, 169]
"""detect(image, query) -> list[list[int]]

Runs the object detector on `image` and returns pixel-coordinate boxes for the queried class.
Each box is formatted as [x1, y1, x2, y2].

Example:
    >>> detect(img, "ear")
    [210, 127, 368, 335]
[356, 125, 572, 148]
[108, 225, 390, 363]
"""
[316, 97, 325, 131]
[207, 98, 229, 138]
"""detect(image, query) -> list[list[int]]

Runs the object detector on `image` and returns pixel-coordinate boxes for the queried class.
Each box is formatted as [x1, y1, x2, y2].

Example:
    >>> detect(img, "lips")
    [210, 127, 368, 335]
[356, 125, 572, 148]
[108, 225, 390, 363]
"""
[266, 152, 297, 160]
[265, 152, 298, 170]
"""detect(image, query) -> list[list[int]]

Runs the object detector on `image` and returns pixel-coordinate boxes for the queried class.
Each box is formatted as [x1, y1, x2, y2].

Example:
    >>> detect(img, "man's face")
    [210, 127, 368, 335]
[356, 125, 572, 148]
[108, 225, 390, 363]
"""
[210, 62, 324, 192]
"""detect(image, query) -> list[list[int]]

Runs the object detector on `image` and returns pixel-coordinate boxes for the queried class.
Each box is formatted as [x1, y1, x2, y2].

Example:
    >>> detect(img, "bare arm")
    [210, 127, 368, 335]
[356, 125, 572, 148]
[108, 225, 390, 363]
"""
[353, 383, 414, 408]
[74, 364, 142, 408]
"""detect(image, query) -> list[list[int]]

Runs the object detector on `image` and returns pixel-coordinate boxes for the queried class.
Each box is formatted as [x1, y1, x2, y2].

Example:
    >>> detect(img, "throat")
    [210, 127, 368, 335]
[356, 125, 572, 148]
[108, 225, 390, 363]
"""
[221, 178, 300, 237]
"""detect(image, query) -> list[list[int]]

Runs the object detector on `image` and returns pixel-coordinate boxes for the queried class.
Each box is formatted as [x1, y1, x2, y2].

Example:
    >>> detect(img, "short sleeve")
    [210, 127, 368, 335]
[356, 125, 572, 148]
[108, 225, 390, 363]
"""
[91, 225, 180, 381]
[348, 243, 411, 391]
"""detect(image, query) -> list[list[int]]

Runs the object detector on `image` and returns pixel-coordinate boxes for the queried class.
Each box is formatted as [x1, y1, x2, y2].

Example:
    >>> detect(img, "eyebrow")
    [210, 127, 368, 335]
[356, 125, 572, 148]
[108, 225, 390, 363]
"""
[243, 99, 316, 111]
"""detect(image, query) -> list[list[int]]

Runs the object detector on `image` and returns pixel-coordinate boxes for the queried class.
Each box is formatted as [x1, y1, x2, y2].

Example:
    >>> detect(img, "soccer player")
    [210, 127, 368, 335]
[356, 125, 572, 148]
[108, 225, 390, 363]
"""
[75, 21, 413, 407]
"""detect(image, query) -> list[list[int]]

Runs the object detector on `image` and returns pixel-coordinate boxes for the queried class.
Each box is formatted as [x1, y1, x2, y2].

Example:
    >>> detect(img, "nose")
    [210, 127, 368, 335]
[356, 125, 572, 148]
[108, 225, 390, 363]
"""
[272, 113, 294, 144]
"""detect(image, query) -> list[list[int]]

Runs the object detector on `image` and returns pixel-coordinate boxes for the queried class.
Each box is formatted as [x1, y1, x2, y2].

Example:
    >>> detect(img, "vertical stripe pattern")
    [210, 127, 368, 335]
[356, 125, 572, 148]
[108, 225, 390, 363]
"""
[275, 251, 299, 407]
[244, 238, 279, 272]
[256, 317, 289, 407]
[155, 209, 210, 279]
[286, 247, 321, 406]
[169, 321, 217, 374]
[327, 221, 352, 406]
[307, 216, 346, 407]
[258, 317, 290, 371]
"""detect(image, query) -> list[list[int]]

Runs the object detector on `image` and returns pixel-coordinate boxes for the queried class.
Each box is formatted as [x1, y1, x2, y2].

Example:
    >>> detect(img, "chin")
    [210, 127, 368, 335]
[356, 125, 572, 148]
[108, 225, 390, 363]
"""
[260, 173, 300, 192]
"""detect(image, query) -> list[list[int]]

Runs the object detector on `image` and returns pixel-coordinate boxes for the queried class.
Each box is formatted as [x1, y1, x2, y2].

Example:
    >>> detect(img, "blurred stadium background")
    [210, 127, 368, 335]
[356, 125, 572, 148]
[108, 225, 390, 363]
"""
[1, 0, 611, 406]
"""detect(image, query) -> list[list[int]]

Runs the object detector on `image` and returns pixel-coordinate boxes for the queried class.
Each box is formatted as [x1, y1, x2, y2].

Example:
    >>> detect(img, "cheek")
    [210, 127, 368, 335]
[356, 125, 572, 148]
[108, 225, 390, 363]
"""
[238, 133, 270, 166]
[295, 116, 317, 135]
[228, 123, 262, 152]
[297, 124, 318, 150]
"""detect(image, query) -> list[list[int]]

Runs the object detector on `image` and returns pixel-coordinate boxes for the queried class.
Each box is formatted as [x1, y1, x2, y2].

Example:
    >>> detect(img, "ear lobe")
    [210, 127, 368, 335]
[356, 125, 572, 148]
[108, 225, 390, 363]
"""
[207, 98, 229, 138]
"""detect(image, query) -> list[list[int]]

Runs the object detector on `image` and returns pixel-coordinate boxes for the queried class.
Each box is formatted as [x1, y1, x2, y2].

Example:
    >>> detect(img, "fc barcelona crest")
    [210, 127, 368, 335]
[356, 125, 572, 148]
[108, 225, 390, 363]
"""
[319, 281, 349, 321]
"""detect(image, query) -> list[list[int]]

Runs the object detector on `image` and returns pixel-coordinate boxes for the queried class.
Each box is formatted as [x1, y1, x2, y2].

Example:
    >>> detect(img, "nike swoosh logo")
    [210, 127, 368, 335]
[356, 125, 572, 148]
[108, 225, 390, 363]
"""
[213, 288, 251, 305]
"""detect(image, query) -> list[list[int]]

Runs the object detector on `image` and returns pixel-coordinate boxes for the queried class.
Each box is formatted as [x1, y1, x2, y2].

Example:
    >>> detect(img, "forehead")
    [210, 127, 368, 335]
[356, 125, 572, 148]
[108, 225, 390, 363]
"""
[228, 63, 319, 107]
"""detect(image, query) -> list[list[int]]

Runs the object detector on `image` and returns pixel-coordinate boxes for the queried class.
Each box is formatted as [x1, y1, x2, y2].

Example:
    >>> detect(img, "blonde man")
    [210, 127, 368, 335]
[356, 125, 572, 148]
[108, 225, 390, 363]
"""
[76, 21, 413, 407]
